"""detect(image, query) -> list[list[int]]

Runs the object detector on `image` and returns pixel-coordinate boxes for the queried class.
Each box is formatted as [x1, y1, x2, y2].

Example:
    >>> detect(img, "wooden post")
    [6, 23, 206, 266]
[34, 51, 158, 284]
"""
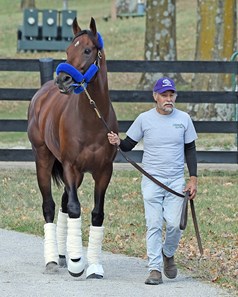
[39, 58, 54, 86]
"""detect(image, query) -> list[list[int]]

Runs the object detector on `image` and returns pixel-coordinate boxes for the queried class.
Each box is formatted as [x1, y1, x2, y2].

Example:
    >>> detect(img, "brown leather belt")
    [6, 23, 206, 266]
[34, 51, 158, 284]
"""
[180, 191, 203, 255]
[180, 191, 190, 230]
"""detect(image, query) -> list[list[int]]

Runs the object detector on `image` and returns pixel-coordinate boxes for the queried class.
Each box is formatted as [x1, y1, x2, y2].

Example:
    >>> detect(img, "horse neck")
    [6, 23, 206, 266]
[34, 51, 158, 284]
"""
[86, 55, 111, 113]
[98, 53, 109, 91]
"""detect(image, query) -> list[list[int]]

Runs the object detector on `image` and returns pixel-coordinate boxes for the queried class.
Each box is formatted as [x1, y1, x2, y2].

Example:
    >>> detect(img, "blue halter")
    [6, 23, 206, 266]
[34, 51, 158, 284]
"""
[56, 32, 104, 94]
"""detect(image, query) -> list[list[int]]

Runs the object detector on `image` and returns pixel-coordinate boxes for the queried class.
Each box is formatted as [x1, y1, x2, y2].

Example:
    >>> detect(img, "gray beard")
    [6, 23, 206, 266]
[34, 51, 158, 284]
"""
[163, 106, 173, 113]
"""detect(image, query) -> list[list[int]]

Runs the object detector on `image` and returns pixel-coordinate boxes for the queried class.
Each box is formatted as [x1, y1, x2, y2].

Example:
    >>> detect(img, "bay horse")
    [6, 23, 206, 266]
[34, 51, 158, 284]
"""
[27, 17, 118, 279]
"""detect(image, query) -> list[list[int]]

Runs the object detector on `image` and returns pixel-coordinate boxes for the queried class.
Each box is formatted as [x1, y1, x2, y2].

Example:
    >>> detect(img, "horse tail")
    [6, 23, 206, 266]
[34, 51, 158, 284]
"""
[52, 159, 64, 187]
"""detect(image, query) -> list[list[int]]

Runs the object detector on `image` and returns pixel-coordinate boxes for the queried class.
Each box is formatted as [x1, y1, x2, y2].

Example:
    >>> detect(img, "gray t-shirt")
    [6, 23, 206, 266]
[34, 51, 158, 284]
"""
[126, 108, 198, 178]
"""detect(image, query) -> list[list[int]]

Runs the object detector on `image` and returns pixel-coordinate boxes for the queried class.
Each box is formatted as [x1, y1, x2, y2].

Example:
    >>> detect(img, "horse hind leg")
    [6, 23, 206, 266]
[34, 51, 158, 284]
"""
[55, 187, 69, 268]
[56, 209, 68, 267]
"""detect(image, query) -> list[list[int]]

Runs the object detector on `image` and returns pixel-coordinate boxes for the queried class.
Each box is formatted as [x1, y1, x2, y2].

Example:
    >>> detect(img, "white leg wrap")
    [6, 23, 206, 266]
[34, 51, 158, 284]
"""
[56, 209, 68, 256]
[67, 217, 85, 276]
[86, 225, 104, 278]
[44, 223, 58, 266]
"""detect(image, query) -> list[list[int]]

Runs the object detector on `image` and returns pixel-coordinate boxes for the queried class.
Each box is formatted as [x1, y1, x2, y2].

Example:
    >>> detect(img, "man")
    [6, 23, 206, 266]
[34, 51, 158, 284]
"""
[108, 77, 198, 285]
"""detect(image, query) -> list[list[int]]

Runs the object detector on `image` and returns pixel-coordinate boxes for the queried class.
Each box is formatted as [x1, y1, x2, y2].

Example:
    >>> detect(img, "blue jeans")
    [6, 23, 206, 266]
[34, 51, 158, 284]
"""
[141, 175, 185, 272]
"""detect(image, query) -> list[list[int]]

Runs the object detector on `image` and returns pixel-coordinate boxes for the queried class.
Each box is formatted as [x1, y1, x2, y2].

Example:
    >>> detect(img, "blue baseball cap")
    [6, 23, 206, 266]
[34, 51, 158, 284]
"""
[153, 77, 176, 93]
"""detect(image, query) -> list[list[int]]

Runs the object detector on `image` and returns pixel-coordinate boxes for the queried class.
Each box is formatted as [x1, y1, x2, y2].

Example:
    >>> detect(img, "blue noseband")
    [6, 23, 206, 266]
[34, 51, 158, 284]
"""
[56, 32, 103, 94]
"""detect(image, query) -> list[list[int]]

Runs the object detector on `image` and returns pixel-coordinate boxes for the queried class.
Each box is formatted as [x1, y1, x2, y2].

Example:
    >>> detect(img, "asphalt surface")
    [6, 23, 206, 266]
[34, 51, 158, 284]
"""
[0, 228, 235, 297]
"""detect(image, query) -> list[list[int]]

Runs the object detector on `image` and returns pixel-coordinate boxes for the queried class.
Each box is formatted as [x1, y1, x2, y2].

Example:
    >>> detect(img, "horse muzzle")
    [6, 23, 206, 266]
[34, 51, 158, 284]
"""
[55, 62, 99, 95]
[55, 73, 75, 94]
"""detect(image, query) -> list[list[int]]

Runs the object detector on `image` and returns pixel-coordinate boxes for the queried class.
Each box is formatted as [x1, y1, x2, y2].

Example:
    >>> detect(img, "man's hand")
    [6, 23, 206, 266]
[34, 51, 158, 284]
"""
[107, 131, 120, 146]
[184, 176, 197, 199]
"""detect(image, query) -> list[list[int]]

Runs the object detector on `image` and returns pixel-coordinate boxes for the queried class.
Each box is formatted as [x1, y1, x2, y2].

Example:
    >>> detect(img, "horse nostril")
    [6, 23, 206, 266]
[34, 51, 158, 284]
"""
[62, 74, 72, 83]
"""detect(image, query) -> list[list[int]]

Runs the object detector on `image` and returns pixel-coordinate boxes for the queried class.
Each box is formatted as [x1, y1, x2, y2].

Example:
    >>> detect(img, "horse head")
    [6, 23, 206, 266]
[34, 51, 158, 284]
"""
[55, 17, 104, 94]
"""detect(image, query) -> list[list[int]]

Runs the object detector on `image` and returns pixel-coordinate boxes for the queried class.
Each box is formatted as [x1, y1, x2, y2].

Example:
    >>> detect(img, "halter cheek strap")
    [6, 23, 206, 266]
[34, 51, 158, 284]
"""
[56, 32, 103, 94]
[73, 63, 99, 94]
[96, 32, 104, 50]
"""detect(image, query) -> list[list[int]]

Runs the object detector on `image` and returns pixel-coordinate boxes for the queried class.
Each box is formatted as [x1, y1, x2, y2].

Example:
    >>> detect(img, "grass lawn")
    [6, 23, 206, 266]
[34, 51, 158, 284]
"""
[0, 167, 237, 293]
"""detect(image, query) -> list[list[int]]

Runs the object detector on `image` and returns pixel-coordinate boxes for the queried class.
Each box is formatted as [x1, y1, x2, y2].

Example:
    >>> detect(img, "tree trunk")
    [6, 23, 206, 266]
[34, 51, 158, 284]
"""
[116, 0, 137, 14]
[138, 0, 182, 90]
[189, 0, 237, 120]
[62, 0, 68, 10]
[111, 0, 117, 20]
[21, 0, 35, 10]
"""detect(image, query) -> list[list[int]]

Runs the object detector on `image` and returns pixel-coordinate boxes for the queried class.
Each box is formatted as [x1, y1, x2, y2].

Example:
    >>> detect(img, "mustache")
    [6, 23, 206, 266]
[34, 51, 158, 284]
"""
[163, 102, 174, 107]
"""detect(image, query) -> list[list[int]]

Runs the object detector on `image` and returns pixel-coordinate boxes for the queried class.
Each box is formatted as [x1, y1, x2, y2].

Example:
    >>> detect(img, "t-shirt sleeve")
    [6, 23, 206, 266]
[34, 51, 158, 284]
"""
[185, 115, 198, 144]
[126, 114, 144, 142]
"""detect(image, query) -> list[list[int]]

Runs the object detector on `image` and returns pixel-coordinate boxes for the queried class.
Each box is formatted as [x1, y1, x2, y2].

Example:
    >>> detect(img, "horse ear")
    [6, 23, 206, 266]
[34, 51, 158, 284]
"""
[72, 17, 81, 36]
[89, 17, 97, 36]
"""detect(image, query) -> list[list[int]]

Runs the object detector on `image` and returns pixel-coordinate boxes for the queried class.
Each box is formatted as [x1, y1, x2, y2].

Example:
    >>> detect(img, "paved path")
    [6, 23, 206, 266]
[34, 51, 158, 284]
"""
[0, 229, 235, 297]
[0, 161, 238, 171]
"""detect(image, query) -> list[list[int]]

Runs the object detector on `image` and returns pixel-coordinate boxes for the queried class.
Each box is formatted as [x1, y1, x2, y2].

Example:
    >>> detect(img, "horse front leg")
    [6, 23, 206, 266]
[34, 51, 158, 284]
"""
[86, 166, 112, 279]
[56, 173, 84, 269]
[63, 167, 85, 277]
[34, 150, 58, 274]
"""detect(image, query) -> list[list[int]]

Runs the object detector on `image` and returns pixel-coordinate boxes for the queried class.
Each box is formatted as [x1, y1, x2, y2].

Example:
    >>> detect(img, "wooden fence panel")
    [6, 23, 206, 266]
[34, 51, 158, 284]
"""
[0, 119, 237, 134]
[0, 89, 237, 104]
[0, 58, 237, 164]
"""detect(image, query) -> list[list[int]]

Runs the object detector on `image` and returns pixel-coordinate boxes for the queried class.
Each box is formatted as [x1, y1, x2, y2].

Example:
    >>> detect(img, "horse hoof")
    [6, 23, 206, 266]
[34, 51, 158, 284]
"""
[86, 263, 104, 279]
[68, 258, 85, 277]
[68, 269, 84, 278]
[86, 273, 103, 279]
[59, 256, 67, 268]
[44, 261, 59, 274]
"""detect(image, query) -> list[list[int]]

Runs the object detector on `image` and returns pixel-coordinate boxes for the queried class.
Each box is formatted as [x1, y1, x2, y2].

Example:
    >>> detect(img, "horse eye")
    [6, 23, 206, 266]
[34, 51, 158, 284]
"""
[84, 48, 91, 55]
